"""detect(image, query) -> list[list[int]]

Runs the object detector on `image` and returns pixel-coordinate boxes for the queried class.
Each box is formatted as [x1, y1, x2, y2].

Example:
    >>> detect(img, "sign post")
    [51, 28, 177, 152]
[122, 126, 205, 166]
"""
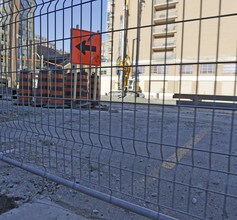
[73, 64, 77, 101]
[93, 67, 98, 102]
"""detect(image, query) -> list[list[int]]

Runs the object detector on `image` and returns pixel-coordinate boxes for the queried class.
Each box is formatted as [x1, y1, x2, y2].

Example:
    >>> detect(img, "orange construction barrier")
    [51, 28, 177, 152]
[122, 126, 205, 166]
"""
[35, 70, 49, 106]
[64, 71, 88, 105]
[17, 70, 32, 105]
[49, 69, 64, 107]
[90, 73, 100, 102]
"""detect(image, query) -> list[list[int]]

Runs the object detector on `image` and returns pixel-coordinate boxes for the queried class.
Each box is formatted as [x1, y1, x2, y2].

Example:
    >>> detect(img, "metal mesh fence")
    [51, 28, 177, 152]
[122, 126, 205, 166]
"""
[0, 0, 237, 219]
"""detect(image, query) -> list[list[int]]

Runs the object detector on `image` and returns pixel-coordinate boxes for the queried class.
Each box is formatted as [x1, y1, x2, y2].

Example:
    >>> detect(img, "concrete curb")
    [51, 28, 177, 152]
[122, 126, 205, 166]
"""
[0, 199, 87, 220]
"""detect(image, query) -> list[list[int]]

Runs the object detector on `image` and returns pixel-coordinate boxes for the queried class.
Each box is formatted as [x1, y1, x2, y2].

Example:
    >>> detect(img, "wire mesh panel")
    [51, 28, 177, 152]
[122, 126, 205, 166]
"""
[0, 0, 237, 219]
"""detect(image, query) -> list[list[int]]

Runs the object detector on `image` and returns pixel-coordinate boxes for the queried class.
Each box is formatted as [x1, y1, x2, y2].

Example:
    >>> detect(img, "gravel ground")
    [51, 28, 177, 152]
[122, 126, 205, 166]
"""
[0, 99, 237, 220]
[0, 160, 149, 220]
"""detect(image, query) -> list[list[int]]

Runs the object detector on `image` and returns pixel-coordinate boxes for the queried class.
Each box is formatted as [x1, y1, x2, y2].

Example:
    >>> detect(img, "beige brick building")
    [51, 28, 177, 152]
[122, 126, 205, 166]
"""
[101, 0, 237, 98]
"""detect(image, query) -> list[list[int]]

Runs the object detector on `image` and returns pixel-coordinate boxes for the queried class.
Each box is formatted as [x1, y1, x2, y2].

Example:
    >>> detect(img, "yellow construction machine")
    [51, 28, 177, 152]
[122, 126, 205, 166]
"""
[116, 0, 132, 96]
[116, 0, 144, 97]
[117, 54, 131, 93]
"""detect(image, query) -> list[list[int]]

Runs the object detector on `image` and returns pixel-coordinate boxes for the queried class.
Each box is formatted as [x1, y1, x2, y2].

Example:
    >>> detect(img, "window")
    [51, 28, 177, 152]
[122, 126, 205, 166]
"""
[181, 65, 193, 74]
[200, 64, 215, 74]
[107, 13, 111, 21]
[2, 25, 6, 30]
[100, 70, 107, 75]
[223, 63, 237, 74]
[151, 65, 168, 74]
[18, 29, 23, 35]
[1, 33, 7, 42]
[133, 66, 145, 74]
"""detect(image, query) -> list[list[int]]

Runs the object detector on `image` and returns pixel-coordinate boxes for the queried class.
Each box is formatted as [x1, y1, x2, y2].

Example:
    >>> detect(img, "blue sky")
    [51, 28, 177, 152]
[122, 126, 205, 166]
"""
[34, 0, 107, 52]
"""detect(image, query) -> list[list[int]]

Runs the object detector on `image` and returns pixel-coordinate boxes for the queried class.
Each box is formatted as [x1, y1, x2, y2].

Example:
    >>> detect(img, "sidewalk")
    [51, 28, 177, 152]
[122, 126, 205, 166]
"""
[0, 199, 87, 220]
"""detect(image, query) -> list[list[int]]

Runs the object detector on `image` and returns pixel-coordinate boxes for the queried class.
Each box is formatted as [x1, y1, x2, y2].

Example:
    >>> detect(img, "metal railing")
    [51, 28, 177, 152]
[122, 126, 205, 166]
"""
[153, 41, 176, 47]
[153, 11, 178, 21]
[152, 53, 176, 62]
[154, 0, 178, 5]
[0, 1, 237, 220]
[153, 26, 177, 34]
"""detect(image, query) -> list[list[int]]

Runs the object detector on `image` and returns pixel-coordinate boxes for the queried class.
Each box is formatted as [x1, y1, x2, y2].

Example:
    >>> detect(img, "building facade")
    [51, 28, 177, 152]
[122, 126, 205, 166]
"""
[0, 0, 34, 87]
[34, 35, 56, 50]
[102, 0, 237, 98]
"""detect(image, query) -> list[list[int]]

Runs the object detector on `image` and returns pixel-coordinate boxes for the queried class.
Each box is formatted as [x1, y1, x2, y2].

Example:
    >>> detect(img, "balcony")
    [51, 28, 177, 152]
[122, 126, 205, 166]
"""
[154, 11, 177, 24]
[153, 26, 176, 37]
[152, 41, 176, 51]
[152, 53, 176, 63]
[154, 0, 178, 10]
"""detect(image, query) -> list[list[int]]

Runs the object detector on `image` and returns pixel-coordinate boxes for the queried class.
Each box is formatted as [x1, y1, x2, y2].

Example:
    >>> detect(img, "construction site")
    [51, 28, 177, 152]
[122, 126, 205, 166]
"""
[0, 0, 237, 220]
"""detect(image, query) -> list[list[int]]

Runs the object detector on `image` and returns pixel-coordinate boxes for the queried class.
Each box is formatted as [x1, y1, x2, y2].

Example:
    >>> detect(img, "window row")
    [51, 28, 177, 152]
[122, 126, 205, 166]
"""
[151, 64, 237, 74]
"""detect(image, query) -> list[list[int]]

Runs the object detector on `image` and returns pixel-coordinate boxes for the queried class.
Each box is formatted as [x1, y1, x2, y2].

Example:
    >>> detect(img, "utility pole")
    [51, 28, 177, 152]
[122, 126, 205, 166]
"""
[134, 0, 144, 88]
[9, 0, 20, 87]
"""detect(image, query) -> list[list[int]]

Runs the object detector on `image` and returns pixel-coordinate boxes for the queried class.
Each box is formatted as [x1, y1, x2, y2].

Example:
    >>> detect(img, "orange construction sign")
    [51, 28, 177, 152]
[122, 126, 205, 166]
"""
[71, 28, 101, 66]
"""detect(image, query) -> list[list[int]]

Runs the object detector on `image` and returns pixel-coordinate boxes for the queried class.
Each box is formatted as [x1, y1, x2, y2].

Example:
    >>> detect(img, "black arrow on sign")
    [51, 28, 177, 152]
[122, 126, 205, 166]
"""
[76, 40, 96, 55]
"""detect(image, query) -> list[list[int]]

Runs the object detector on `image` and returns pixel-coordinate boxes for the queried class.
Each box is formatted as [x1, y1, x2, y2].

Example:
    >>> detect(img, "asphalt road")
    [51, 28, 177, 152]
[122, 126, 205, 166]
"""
[0, 100, 237, 220]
